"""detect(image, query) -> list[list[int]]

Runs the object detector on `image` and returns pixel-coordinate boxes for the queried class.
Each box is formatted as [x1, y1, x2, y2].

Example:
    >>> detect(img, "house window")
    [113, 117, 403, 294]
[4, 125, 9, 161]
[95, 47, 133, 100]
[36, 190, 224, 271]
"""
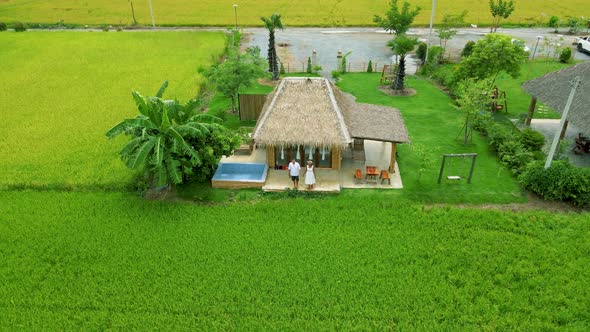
[274, 146, 332, 169]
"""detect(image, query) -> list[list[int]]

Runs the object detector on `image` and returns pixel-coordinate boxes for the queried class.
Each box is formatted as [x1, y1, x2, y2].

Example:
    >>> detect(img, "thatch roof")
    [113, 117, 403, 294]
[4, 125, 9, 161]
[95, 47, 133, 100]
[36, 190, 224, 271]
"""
[522, 61, 590, 133]
[331, 84, 410, 144]
[253, 78, 351, 147]
[253, 77, 410, 147]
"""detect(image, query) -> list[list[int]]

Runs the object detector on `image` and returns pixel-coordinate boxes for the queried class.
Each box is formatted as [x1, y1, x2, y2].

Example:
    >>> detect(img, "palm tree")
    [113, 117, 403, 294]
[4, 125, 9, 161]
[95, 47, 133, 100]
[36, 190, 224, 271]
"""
[260, 13, 284, 81]
[387, 34, 418, 91]
[106, 81, 221, 187]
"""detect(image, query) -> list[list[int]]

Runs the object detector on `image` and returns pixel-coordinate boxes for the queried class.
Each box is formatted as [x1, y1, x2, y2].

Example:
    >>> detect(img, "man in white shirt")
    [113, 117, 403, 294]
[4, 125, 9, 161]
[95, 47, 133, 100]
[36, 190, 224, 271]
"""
[287, 159, 301, 189]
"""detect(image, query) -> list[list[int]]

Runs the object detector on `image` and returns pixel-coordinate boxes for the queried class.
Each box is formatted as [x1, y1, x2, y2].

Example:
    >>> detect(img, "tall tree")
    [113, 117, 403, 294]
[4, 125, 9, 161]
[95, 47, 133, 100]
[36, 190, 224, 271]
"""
[387, 34, 418, 90]
[373, 0, 421, 35]
[436, 11, 468, 51]
[453, 78, 493, 144]
[204, 47, 266, 113]
[456, 33, 527, 86]
[260, 13, 284, 81]
[106, 81, 227, 187]
[489, 0, 515, 33]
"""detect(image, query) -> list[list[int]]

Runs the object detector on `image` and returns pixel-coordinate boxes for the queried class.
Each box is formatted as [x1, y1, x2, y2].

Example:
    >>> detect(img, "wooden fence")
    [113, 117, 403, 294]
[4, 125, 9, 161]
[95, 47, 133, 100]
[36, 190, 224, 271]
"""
[238, 94, 267, 121]
[280, 62, 387, 73]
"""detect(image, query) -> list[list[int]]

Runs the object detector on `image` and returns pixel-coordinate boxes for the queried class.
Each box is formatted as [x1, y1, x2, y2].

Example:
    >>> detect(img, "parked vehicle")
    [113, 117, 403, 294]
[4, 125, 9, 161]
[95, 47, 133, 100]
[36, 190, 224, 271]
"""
[511, 38, 530, 53]
[577, 36, 590, 53]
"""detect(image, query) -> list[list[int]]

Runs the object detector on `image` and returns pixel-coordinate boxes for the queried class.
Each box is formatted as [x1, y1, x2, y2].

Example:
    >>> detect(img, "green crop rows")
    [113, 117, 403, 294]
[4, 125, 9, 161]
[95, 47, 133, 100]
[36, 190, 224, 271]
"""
[0, 0, 588, 27]
[0, 31, 225, 190]
[1, 191, 589, 329]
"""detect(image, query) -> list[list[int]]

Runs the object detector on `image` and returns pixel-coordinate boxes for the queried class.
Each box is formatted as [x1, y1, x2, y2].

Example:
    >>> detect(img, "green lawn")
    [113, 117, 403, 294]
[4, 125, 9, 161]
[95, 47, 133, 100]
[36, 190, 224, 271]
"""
[337, 73, 525, 204]
[0, 190, 588, 330]
[0, 31, 226, 190]
[0, 0, 588, 27]
[495, 60, 575, 119]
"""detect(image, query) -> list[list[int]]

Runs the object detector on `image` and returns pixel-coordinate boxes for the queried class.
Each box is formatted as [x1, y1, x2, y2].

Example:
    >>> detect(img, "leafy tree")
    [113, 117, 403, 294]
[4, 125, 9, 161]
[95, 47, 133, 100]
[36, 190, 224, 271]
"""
[457, 34, 527, 86]
[453, 78, 494, 144]
[203, 47, 266, 113]
[260, 13, 284, 81]
[373, 0, 421, 35]
[548, 15, 560, 33]
[367, 60, 373, 73]
[437, 11, 467, 51]
[106, 81, 229, 187]
[489, 0, 515, 32]
[306, 56, 312, 74]
[387, 34, 418, 90]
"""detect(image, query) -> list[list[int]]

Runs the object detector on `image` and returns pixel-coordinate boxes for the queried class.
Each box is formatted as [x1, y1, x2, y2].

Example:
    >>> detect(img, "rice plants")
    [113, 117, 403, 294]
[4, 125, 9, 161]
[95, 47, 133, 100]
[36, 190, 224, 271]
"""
[0, 190, 588, 329]
[0, 31, 225, 190]
[0, 0, 587, 27]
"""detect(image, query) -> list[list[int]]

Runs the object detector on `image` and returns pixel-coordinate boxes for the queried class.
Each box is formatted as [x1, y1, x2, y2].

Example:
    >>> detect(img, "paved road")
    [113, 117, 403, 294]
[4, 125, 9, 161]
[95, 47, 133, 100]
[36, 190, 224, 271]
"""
[244, 27, 590, 76]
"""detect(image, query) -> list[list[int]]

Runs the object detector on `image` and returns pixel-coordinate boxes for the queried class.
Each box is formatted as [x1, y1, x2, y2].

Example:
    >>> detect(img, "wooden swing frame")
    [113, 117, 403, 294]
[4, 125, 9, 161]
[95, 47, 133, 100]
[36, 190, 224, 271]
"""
[437, 153, 478, 184]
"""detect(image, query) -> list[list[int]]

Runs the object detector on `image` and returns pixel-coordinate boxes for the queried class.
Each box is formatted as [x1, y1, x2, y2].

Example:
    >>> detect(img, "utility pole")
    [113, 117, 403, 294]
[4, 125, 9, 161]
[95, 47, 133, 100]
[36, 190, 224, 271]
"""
[424, 0, 437, 64]
[232, 4, 238, 48]
[148, 0, 155, 28]
[544, 76, 581, 169]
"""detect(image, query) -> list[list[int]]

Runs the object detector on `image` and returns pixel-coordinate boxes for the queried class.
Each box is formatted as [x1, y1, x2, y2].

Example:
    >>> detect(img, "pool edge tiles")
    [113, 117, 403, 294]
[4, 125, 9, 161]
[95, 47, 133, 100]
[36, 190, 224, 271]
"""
[211, 163, 268, 189]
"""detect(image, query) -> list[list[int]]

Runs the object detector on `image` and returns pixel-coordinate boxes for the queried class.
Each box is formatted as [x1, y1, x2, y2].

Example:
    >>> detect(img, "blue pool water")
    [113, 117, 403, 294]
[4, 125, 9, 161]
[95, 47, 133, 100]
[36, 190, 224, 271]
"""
[212, 163, 268, 182]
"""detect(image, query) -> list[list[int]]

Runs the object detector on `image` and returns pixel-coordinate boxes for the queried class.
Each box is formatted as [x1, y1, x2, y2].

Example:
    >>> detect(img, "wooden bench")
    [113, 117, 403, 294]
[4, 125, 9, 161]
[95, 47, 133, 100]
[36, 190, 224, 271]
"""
[354, 168, 363, 184]
[380, 170, 391, 185]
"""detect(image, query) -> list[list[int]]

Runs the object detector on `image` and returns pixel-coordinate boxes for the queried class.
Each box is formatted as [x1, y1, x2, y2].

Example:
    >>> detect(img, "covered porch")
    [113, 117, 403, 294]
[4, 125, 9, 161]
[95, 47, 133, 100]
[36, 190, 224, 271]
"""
[220, 140, 403, 192]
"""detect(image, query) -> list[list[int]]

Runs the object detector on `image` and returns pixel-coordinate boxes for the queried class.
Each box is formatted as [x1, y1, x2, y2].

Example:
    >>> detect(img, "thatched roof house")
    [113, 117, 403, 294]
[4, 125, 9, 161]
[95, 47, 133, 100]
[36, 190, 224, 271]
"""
[253, 77, 409, 170]
[522, 61, 590, 133]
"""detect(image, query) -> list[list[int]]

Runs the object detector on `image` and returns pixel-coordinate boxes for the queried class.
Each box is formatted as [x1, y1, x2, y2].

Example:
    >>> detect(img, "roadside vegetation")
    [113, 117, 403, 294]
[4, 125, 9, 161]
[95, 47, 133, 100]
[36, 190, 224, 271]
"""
[0, 0, 588, 27]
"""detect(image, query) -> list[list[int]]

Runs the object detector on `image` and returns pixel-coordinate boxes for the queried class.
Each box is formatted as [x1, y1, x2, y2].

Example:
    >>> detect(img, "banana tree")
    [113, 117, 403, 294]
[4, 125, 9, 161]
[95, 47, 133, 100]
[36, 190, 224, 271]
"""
[106, 81, 222, 187]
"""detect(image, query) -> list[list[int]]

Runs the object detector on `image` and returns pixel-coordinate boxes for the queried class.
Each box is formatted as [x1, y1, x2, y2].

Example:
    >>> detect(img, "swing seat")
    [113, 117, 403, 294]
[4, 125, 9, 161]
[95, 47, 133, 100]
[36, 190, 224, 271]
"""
[446, 175, 462, 180]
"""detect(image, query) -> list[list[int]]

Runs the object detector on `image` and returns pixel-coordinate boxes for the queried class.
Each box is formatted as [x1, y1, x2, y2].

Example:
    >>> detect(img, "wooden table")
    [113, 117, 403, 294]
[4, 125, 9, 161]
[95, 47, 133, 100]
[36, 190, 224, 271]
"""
[365, 166, 379, 183]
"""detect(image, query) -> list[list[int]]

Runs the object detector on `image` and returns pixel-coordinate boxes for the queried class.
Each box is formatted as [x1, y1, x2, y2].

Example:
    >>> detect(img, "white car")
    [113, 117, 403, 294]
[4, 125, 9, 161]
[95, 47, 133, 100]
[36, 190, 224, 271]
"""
[511, 38, 530, 53]
[577, 36, 590, 53]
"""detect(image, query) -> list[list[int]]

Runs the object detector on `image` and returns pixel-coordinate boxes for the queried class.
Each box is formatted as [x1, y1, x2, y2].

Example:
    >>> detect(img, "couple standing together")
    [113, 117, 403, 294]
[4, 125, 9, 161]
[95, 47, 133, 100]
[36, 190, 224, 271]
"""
[288, 159, 315, 190]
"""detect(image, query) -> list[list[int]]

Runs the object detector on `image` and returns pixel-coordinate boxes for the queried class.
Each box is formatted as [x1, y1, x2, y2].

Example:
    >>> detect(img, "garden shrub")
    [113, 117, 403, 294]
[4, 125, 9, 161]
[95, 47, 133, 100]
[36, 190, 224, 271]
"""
[461, 41, 475, 58]
[331, 70, 341, 81]
[497, 140, 535, 174]
[14, 21, 26, 32]
[416, 42, 427, 64]
[519, 161, 590, 206]
[306, 57, 312, 74]
[486, 122, 514, 150]
[430, 64, 456, 89]
[559, 47, 572, 63]
[520, 128, 545, 151]
[367, 60, 373, 73]
[0, 22, 7, 31]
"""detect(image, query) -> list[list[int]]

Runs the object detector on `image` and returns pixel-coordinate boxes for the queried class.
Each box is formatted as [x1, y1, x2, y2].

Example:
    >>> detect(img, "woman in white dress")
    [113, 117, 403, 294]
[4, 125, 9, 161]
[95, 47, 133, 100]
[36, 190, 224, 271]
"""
[305, 160, 316, 190]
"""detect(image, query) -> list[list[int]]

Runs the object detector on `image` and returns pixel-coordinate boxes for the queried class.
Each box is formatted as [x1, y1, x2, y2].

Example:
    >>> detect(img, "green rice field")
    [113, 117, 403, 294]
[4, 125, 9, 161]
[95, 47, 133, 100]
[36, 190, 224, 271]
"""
[0, 190, 588, 329]
[0, 0, 588, 27]
[0, 31, 225, 190]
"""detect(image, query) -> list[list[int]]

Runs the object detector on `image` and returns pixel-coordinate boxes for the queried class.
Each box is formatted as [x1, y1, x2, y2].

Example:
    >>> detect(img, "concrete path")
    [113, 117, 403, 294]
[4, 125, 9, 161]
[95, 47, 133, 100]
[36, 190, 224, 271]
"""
[243, 27, 589, 77]
[529, 119, 590, 168]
